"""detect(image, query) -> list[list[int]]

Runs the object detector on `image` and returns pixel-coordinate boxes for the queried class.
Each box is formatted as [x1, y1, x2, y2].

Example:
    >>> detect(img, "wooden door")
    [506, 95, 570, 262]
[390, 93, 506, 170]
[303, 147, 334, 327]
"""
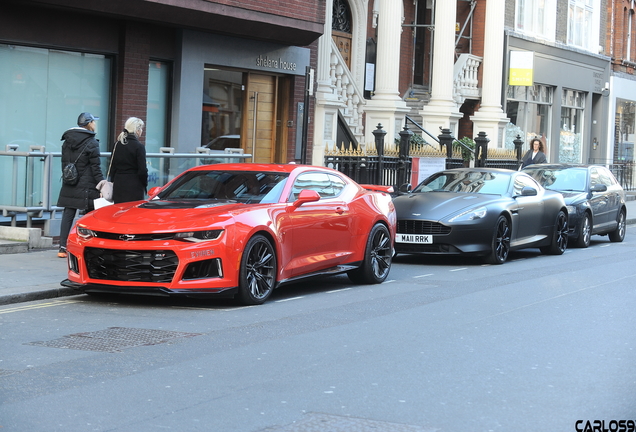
[245, 73, 277, 163]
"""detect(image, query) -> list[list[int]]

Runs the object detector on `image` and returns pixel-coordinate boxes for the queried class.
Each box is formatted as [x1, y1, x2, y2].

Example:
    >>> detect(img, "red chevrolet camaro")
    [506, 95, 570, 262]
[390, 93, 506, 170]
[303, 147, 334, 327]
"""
[62, 163, 396, 305]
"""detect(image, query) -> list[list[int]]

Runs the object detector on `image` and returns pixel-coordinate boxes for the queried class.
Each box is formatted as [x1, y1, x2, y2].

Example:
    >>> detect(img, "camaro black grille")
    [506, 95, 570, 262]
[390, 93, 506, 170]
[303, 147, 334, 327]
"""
[85, 247, 178, 283]
[397, 220, 451, 235]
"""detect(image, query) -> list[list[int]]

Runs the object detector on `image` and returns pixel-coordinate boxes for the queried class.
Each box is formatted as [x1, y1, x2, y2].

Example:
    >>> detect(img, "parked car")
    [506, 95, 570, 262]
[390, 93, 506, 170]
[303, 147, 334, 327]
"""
[522, 163, 627, 247]
[205, 135, 241, 151]
[61, 163, 396, 305]
[393, 167, 568, 264]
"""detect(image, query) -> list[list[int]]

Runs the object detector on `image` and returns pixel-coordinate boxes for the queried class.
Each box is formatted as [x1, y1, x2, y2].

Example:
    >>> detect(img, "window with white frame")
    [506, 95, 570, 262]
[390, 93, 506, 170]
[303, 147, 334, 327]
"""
[515, 0, 557, 41]
[568, 0, 601, 52]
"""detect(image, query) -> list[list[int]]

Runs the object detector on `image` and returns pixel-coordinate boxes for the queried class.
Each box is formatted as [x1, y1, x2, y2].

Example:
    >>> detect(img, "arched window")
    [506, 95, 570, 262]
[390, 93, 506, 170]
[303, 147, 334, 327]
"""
[332, 0, 352, 70]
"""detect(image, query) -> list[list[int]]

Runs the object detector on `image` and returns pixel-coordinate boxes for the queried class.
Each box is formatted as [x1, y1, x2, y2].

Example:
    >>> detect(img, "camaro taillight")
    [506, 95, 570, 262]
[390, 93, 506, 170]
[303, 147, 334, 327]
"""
[174, 230, 224, 242]
[77, 227, 97, 240]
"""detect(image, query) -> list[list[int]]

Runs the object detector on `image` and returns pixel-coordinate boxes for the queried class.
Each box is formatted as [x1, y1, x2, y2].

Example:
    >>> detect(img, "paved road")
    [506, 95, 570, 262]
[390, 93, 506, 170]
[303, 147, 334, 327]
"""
[1, 227, 635, 432]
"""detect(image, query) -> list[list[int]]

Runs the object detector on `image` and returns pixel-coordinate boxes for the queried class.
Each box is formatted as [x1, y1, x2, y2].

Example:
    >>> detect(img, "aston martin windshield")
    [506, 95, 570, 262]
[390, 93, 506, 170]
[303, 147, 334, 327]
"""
[413, 170, 511, 195]
[524, 167, 587, 192]
[156, 171, 289, 204]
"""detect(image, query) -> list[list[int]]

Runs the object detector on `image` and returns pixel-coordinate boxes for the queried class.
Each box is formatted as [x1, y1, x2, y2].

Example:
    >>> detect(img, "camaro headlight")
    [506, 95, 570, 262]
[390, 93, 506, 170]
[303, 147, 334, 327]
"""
[449, 206, 487, 222]
[77, 226, 96, 240]
[174, 229, 224, 242]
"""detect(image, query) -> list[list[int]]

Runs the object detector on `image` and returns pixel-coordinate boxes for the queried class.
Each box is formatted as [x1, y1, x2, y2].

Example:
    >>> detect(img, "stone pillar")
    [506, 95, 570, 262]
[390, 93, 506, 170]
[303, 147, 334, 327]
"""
[471, 0, 509, 147]
[419, 0, 462, 134]
[364, 0, 409, 147]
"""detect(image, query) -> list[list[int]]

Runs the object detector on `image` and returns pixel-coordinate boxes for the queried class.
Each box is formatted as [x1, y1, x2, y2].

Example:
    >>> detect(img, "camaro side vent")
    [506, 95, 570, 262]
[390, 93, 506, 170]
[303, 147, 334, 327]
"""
[182, 258, 223, 280]
[85, 248, 178, 283]
[397, 220, 451, 235]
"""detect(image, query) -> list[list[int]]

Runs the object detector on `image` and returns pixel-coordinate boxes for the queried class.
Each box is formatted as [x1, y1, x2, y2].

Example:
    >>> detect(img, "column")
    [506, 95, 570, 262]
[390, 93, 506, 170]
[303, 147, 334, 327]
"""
[364, 0, 409, 146]
[420, 0, 462, 134]
[471, 0, 509, 147]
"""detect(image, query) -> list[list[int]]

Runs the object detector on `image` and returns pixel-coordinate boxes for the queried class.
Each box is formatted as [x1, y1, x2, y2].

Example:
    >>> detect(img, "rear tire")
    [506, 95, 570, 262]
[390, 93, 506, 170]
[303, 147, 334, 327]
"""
[485, 215, 510, 265]
[574, 212, 591, 248]
[238, 235, 276, 305]
[348, 224, 392, 284]
[609, 209, 626, 242]
[540, 210, 568, 255]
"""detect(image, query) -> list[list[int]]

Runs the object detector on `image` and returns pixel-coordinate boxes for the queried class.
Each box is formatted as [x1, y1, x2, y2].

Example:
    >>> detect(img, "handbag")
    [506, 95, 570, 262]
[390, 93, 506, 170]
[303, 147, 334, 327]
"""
[96, 141, 117, 201]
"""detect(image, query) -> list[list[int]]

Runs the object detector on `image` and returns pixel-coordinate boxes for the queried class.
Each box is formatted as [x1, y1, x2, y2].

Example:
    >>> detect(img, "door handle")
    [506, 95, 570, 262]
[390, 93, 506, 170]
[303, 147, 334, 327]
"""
[335, 207, 345, 215]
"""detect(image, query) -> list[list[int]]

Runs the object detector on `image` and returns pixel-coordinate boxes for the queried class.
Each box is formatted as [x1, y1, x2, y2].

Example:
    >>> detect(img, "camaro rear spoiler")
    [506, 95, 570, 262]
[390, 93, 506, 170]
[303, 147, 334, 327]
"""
[359, 184, 394, 194]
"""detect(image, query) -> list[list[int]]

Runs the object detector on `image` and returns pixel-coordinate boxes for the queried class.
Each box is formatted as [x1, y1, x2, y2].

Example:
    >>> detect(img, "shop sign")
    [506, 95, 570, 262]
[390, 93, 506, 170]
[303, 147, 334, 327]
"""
[509, 51, 534, 86]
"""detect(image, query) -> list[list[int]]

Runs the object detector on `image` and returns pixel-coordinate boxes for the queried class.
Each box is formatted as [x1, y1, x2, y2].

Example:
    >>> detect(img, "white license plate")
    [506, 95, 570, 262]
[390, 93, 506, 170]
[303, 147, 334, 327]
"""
[396, 233, 433, 244]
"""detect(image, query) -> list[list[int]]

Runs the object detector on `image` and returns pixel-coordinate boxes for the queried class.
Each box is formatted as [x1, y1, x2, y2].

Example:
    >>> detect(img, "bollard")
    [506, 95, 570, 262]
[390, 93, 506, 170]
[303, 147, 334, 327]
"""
[397, 124, 413, 189]
[474, 132, 489, 168]
[372, 124, 386, 185]
[513, 134, 524, 168]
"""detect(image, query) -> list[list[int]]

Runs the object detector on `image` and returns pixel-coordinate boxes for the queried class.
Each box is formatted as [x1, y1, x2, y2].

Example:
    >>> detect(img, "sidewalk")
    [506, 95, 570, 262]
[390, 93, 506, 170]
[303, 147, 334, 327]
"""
[2, 199, 636, 306]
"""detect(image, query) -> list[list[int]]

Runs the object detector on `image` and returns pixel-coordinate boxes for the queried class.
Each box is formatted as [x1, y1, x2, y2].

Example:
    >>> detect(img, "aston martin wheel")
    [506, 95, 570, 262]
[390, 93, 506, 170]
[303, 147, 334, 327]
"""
[485, 215, 511, 265]
[348, 223, 392, 284]
[540, 210, 568, 255]
[238, 234, 277, 305]
[574, 212, 591, 248]
[609, 209, 626, 242]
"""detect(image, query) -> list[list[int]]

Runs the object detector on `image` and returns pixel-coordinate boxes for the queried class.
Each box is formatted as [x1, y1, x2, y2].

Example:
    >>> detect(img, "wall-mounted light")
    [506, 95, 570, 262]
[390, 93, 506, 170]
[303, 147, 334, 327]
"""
[593, 138, 598, 150]
[602, 82, 610, 97]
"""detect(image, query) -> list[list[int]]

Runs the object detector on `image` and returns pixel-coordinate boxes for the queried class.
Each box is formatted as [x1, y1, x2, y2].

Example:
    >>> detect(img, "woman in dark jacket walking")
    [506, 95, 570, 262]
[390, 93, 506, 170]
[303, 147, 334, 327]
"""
[57, 112, 104, 257]
[110, 117, 148, 204]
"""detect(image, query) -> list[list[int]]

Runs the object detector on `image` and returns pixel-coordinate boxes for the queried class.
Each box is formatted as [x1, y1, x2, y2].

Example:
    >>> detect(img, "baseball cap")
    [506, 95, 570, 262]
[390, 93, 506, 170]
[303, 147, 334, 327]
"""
[77, 112, 99, 126]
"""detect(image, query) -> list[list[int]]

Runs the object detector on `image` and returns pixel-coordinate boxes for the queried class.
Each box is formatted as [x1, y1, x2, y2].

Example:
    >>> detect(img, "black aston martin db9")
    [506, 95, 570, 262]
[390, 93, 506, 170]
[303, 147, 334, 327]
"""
[393, 168, 568, 264]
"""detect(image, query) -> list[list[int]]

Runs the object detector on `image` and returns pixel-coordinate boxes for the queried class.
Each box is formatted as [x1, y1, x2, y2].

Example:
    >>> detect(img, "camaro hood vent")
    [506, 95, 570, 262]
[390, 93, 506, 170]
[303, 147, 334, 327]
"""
[140, 199, 237, 209]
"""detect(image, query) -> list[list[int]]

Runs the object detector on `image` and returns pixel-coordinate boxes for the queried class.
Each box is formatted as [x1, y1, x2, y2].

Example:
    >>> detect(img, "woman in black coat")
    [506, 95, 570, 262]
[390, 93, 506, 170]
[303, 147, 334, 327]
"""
[57, 112, 104, 257]
[521, 137, 548, 168]
[110, 117, 148, 204]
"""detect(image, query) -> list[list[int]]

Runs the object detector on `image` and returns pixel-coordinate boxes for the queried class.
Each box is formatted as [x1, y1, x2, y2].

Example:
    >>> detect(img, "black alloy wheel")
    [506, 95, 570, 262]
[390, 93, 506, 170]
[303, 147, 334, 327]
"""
[575, 212, 591, 248]
[540, 210, 568, 255]
[348, 223, 392, 284]
[485, 215, 511, 265]
[609, 209, 626, 242]
[238, 234, 277, 305]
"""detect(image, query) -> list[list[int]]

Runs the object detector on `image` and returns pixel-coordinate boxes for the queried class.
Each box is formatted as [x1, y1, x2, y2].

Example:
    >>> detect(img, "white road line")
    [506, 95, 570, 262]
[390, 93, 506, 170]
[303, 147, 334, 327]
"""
[275, 296, 304, 302]
[413, 274, 433, 278]
[450, 268, 467, 272]
[382, 280, 396, 284]
[326, 288, 352, 293]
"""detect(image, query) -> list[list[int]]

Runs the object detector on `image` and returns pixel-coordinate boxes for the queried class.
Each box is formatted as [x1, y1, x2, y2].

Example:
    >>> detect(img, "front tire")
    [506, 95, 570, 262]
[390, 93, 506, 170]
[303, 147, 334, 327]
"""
[348, 223, 392, 284]
[609, 209, 626, 242]
[540, 210, 568, 255]
[485, 215, 511, 265]
[574, 212, 591, 248]
[238, 235, 277, 305]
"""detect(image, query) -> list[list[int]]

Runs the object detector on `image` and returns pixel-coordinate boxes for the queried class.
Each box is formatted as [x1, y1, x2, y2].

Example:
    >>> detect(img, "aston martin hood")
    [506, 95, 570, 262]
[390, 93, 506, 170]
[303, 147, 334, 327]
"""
[393, 192, 501, 220]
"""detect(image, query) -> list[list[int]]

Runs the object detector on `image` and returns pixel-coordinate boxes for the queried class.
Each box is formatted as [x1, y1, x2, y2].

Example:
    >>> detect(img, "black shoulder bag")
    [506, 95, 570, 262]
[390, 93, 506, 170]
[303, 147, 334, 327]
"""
[62, 139, 90, 186]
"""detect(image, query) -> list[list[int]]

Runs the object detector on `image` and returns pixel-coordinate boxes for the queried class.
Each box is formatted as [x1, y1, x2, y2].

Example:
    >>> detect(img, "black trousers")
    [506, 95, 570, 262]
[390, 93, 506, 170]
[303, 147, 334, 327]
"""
[59, 207, 79, 249]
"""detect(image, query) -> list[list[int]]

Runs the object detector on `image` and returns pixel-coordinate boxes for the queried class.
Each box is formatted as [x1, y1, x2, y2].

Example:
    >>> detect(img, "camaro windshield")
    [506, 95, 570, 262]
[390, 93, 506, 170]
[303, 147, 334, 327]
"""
[413, 171, 511, 195]
[157, 171, 290, 204]
[524, 167, 587, 192]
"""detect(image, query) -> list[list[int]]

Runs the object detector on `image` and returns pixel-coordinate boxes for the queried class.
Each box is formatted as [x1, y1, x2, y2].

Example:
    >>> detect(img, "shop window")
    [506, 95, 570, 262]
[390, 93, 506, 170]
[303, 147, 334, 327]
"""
[202, 68, 243, 149]
[0, 44, 111, 207]
[505, 84, 553, 152]
[559, 89, 585, 163]
[147, 61, 171, 154]
[615, 99, 636, 162]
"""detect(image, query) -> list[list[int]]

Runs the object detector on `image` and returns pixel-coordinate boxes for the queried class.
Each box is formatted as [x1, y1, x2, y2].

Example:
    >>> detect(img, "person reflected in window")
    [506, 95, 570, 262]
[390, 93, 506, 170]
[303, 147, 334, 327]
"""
[521, 137, 547, 168]
[110, 117, 148, 204]
[57, 112, 104, 258]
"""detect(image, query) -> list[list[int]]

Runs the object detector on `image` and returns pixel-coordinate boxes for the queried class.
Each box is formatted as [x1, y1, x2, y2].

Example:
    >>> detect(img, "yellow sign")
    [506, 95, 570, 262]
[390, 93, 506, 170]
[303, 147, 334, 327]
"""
[509, 51, 534, 86]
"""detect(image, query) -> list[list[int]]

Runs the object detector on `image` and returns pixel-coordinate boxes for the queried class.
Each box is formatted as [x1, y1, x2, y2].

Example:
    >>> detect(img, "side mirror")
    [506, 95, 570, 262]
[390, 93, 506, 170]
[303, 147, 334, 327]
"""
[399, 183, 412, 194]
[292, 189, 321, 207]
[590, 184, 607, 193]
[519, 186, 538, 197]
[148, 186, 162, 199]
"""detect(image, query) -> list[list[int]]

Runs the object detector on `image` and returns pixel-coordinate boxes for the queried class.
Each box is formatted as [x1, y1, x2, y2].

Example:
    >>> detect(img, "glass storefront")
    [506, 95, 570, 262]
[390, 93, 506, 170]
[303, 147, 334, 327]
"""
[559, 89, 585, 163]
[505, 84, 553, 153]
[615, 98, 636, 162]
[202, 67, 244, 149]
[147, 61, 171, 154]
